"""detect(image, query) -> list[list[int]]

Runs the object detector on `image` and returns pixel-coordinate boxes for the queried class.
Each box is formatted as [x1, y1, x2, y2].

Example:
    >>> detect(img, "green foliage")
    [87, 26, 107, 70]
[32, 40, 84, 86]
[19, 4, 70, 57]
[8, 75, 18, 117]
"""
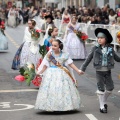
[19, 67, 25, 76]
[39, 45, 48, 58]
[30, 29, 40, 40]
[19, 64, 36, 86]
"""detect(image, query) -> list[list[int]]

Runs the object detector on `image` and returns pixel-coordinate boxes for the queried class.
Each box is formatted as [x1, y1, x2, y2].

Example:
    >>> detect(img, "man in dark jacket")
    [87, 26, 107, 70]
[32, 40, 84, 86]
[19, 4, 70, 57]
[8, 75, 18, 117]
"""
[23, 7, 29, 24]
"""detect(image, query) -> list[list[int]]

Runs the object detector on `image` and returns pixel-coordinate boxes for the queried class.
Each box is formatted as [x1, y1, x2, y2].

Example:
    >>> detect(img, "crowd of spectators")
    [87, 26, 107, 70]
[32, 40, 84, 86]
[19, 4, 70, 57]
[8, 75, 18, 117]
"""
[0, 3, 120, 26]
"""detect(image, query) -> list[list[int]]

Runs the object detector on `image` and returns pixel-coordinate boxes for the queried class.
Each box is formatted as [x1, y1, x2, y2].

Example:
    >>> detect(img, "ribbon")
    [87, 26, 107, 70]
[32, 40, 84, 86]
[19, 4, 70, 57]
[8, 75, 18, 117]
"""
[49, 55, 76, 84]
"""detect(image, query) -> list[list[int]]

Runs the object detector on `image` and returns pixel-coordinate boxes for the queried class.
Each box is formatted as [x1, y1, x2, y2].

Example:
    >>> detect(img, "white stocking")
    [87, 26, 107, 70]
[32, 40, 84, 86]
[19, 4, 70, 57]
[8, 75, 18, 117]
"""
[103, 90, 112, 105]
[96, 90, 104, 109]
[98, 94, 104, 109]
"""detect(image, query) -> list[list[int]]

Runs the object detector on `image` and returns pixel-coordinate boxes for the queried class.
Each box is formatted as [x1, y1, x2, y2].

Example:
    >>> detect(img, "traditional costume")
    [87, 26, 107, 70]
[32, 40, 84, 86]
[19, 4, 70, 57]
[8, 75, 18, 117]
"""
[58, 12, 71, 36]
[7, 8, 16, 27]
[0, 31, 8, 51]
[12, 26, 41, 70]
[65, 23, 87, 59]
[0, 19, 8, 51]
[80, 28, 120, 113]
[35, 50, 81, 111]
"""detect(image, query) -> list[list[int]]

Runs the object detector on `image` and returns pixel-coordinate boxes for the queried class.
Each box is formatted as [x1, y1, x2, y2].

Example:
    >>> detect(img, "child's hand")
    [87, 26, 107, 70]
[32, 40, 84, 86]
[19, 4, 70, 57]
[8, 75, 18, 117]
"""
[47, 52, 52, 58]
[36, 73, 43, 77]
[78, 69, 84, 75]
[68, 24, 72, 28]
[49, 38, 53, 44]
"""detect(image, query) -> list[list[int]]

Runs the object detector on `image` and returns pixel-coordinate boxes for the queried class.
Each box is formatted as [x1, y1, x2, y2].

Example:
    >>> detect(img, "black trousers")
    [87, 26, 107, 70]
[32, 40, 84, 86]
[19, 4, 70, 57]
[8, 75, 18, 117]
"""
[96, 70, 114, 92]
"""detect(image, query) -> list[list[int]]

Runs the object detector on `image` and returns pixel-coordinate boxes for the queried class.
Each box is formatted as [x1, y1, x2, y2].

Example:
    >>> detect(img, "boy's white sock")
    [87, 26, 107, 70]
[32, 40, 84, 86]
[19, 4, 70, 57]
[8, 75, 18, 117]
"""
[98, 94, 104, 109]
[103, 90, 112, 105]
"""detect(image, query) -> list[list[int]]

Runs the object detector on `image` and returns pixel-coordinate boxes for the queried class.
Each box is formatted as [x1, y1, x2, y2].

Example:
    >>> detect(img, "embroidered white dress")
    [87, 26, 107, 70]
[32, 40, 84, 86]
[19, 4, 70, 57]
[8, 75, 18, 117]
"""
[7, 9, 16, 27]
[20, 27, 41, 68]
[35, 51, 81, 111]
[65, 23, 87, 59]
[0, 31, 8, 50]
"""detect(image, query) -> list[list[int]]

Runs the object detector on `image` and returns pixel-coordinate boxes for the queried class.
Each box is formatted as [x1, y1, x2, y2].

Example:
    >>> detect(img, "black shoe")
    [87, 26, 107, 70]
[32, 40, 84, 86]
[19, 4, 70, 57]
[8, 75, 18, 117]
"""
[100, 108, 107, 113]
[104, 104, 108, 110]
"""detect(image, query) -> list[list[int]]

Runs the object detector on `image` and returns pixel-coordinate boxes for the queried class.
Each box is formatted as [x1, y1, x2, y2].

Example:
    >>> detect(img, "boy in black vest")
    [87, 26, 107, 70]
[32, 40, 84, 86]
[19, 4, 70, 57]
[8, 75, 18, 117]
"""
[79, 28, 120, 113]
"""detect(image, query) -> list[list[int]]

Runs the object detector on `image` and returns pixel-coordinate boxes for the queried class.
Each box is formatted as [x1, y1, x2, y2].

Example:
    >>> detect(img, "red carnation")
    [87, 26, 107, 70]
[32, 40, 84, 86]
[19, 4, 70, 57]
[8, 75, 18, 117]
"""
[81, 33, 88, 40]
[1, 21, 5, 25]
[32, 76, 42, 86]
[46, 46, 49, 51]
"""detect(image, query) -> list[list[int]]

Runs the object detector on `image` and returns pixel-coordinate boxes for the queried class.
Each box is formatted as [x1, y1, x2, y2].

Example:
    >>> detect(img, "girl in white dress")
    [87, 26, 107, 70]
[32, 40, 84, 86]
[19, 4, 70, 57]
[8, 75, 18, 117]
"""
[65, 16, 87, 59]
[12, 19, 41, 70]
[35, 39, 81, 112]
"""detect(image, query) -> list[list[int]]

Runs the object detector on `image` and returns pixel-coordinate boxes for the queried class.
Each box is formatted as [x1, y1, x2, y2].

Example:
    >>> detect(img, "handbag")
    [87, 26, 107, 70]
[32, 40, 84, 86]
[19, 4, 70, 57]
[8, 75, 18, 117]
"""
[32, 75, 42, 86]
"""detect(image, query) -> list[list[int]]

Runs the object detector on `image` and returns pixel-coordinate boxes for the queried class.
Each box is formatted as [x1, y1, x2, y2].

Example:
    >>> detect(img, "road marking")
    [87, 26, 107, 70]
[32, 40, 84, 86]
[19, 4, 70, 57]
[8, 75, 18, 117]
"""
[0, 102, 10, 108]
[85, 114, 98, 120]
[0, 89, 38, 93]
[5, 31, 20, 48]
[0, 102, 34, 111]
[118, 90, 120, 93]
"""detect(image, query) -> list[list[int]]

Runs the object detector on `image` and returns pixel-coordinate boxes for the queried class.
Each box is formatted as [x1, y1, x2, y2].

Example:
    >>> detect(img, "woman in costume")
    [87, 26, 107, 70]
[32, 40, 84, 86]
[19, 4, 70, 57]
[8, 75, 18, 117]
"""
[12, 19, 41, 70]
[65, 16, 87, 59]
[0, 19, 8, 51]
[7, 6, 17, 27]
[35, 39, 81, 111]
[34, 12, 46, 45]
[59, 9, 71, 36]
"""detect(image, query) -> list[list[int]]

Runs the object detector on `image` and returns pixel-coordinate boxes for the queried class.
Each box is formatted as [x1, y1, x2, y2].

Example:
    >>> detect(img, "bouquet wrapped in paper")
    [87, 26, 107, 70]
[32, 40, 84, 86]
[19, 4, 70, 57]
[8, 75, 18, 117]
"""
[69, 25, 88, 42]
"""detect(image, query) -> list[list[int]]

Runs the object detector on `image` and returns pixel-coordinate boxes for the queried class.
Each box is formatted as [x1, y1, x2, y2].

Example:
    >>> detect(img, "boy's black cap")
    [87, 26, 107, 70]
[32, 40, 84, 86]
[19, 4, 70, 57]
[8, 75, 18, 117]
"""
[95, 28, 113, 43]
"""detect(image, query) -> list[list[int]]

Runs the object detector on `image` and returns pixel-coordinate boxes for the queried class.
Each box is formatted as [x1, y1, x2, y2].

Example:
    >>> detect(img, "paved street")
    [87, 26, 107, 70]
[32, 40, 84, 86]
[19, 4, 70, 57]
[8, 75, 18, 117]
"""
[0, 24, 120, 120]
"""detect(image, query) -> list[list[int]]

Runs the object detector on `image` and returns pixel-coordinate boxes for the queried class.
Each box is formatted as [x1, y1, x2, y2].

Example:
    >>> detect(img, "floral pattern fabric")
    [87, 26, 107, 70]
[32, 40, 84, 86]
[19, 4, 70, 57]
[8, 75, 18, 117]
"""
[35, 52, 81, 111]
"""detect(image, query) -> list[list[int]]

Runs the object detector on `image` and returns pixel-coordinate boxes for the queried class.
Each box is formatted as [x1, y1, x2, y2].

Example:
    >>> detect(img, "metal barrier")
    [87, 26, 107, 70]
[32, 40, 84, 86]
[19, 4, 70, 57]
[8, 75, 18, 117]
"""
[54, 19, 120, 51]
[79, 23, 120, 51]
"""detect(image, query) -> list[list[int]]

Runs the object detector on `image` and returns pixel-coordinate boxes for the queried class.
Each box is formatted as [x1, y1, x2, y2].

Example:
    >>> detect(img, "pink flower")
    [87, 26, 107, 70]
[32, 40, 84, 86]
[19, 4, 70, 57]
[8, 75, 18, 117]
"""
[36, 29, 42, 33]
[15, 75, 25, 82]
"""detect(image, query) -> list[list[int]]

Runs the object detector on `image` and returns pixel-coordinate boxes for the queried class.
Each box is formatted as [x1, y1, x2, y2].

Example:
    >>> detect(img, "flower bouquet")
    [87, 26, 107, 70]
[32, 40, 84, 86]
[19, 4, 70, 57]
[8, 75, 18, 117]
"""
[32, 45, 49, 86]
[15, 62, 36, 86]
[69, 25, 88, 42]
[32, 75, 42, 86]
[30, 29, 41, 41]
[36, 45, 49, 70]
[0, 20, 5, 35]
[39, 45, 49, 58]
